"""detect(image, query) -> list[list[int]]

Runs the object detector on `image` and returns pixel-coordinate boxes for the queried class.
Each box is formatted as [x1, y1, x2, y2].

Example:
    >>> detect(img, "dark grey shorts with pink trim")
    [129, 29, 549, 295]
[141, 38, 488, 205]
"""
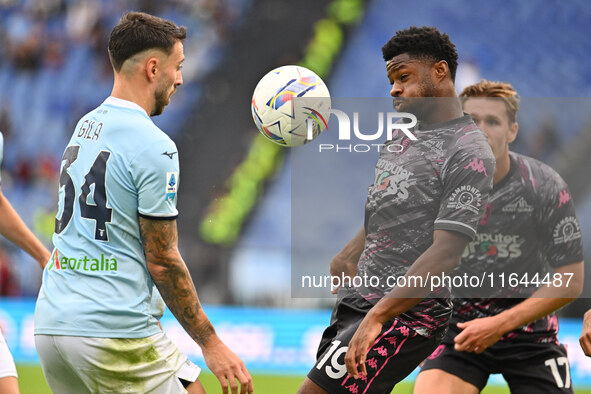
[307, 287, 445, 394]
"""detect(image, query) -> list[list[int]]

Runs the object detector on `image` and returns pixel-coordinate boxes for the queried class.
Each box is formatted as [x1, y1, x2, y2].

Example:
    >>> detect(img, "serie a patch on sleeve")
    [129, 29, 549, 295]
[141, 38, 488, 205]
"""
[166, 172, 179, 201]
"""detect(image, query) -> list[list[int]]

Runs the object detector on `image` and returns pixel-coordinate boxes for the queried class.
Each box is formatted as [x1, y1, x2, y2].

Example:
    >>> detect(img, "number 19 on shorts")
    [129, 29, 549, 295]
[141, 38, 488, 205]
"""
[316, 340, 349, 379]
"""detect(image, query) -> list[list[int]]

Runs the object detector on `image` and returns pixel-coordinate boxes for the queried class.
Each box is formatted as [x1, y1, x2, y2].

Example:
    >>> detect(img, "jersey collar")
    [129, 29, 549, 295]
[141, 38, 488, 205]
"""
[104, 97, 148, 116]
[493, 153, 517, 192]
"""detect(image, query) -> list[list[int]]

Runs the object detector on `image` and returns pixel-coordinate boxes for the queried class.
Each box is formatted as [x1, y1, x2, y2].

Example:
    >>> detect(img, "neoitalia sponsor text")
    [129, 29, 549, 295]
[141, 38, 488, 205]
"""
[47, 250, 118, 272]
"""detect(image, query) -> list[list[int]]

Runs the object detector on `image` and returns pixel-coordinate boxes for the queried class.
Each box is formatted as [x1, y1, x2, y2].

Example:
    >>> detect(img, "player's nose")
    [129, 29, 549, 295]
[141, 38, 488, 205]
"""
[390, 83, 402, 97]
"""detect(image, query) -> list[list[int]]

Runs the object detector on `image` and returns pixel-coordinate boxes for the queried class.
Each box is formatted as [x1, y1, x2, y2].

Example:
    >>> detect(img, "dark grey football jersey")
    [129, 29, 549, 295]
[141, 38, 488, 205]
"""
[451, 152, 584, 343]
[355, 115, 495, 338]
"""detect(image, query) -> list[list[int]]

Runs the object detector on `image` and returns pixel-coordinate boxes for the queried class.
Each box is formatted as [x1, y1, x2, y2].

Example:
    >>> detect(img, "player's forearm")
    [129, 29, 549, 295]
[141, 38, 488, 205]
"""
[495, 262, 583, 334]
[148, 254, 217, 347]
[140, 217, 218, 347]
[495, 297, 575, 335]
[338, 227, 365, 262]
[331, 227, 365, 277]
[371, 259, 455, 323]
[0, 193, 50, 266]
[584, 310, 591, 334]
[371, 232, 465, 322]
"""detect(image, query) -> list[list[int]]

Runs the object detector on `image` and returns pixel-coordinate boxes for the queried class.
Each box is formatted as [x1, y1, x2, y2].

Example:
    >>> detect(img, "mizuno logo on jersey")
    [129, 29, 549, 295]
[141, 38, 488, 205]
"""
[161, 151, 177, 159]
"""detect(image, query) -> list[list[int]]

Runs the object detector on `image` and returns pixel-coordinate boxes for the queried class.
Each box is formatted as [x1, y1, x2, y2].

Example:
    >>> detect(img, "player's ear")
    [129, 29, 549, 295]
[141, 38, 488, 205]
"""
[508, 121, 519, 144]
[145, 57, 159, 82]
[432, 60, 449, 83]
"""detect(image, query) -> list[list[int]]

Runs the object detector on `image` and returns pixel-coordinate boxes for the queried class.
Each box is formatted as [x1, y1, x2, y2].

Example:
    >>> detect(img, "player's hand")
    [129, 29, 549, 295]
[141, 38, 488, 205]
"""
[202, 337, 253, 394]
[454, 317, 503, 353]
[344, 311, 383, 379]
[329, 256, 357, 294]
[580, 310, 591, 357]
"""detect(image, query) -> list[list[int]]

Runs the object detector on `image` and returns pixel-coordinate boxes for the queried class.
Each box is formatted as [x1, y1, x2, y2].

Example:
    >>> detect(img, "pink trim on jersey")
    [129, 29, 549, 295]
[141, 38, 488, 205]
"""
[365, 240, 396, 257]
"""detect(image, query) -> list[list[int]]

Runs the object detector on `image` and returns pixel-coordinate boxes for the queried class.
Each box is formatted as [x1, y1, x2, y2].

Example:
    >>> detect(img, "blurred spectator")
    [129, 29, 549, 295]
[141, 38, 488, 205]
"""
[0, 247, 19, 296]
[13, 157, 33, 185]
[43, 40, 65, 70]
[528, 115, 559, 161]
[11, 23, 43, 71]
[65, 0, 100, 43]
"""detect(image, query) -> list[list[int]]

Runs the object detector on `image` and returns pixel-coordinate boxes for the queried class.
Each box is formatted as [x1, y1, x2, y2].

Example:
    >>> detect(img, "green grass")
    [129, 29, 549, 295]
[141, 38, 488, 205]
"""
[16, 365, 591, 394]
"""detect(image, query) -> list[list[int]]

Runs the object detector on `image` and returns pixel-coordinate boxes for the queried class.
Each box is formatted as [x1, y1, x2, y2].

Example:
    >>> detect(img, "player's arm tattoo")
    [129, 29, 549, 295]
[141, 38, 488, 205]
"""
[140, 217, 215, 346]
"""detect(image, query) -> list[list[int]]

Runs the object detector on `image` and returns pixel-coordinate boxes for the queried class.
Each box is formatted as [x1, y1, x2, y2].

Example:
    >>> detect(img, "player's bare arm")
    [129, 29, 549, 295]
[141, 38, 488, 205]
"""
[344, 229, 469, 379]
[581, 309, 591, 357]
[330, 227, 365, 294]
[0, 187, 50, 268]
[454, 261, 584, 353]
[140, 217, 253, 394]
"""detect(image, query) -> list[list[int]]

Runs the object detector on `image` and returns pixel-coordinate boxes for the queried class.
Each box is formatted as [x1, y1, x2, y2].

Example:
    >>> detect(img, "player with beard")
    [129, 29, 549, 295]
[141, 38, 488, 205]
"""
[416, 80, 584, 393]
[34, 12, 252, 394]
[298, 26, 495, 394]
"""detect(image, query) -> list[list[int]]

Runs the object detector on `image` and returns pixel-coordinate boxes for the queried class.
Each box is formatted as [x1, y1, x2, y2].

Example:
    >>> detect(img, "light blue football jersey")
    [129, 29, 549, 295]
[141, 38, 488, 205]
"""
[35, 97, 178, 338]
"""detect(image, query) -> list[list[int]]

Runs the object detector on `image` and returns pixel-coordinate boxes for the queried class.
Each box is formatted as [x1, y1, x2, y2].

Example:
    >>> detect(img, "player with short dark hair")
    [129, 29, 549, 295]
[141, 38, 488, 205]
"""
[298, 26, 495, 393]
[108, 12, 187, 73]
[34, 11, 252, 394]
[416, 80, 584, 394]
[381, 26, 459, 82]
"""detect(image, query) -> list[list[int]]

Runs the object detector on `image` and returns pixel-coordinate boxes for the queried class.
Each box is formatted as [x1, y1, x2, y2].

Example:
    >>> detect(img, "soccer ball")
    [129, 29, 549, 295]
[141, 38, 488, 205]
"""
[251, 65, 331, 147]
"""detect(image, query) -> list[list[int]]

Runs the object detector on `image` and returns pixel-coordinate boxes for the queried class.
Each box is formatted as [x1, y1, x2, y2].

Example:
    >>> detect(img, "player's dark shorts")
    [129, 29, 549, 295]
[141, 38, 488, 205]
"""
[307, 287, 445, 394]
[421, 339, 574, 393]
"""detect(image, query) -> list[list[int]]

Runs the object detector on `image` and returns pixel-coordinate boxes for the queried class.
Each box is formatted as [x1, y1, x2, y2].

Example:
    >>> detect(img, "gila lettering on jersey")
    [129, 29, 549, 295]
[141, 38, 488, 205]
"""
[446, 185, 482, 214]
[77, 120, 103, 141]
[552, 216, 582, 244]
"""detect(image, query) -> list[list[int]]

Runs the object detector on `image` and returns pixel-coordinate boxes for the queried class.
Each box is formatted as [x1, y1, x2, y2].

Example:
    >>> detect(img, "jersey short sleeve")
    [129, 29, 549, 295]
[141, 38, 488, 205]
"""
[130, 139, 180, 219]
[434, 143, 495, 240]
[539, 174, 583, 268]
